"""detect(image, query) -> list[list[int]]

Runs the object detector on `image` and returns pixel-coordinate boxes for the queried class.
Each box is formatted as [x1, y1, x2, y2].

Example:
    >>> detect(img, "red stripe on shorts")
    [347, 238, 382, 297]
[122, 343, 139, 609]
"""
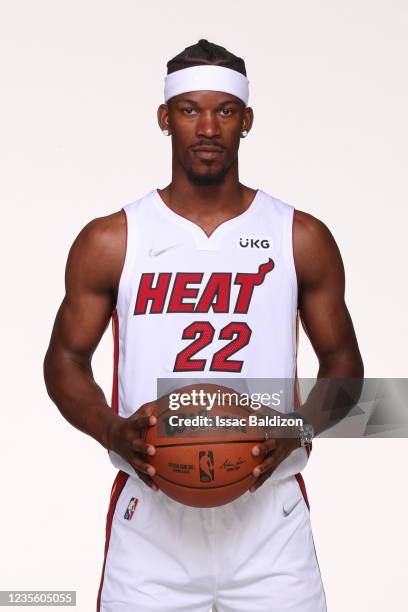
[295, 472, 310, 510]
[96, 470, 129, 611]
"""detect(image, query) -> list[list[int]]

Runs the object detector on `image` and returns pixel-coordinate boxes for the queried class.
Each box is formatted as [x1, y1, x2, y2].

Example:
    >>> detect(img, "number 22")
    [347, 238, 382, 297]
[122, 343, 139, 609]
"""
[174, 321, 251, 372]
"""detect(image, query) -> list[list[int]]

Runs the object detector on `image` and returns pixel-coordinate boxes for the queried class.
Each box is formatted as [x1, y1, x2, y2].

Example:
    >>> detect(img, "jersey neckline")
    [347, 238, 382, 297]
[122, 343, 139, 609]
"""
[151, 187, 264, 247]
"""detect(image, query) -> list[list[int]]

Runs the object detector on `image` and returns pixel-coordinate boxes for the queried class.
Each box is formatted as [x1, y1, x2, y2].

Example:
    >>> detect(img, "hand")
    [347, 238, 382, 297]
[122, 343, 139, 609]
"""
[107, 401, 159, 491]
[250, 436, 300, 492]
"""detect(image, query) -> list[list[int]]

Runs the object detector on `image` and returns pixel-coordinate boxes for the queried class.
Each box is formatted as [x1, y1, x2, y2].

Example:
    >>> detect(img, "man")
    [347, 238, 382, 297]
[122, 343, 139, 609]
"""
[44, 39, 363, 611]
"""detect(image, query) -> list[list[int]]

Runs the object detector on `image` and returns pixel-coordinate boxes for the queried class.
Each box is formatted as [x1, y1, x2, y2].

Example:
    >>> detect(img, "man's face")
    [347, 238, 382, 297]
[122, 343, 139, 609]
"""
[159, 91, 252, 186]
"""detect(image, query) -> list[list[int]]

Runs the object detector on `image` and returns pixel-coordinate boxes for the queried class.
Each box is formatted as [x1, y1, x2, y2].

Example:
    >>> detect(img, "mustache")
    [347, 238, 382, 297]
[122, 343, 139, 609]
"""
[190, 141, 225, 151]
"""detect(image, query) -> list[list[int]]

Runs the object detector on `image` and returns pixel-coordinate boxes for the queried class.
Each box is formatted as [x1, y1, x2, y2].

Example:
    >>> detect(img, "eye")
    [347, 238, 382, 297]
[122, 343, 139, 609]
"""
[182, 107, 197, 115]
[220, 108, 233, 116]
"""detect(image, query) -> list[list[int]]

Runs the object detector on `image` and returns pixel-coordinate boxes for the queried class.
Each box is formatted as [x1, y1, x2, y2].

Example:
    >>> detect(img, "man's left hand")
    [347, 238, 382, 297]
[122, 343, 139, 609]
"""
[250, 437, 300, 492]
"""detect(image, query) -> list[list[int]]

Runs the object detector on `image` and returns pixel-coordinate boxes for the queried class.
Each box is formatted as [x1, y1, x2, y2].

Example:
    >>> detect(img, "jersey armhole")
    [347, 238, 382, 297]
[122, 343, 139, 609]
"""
[113, 206, 130, 312]
[281, 206, 299, 309]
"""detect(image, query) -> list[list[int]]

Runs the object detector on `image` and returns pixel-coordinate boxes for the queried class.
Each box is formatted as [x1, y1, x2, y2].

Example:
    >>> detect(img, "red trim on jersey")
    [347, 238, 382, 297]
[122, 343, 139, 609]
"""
[97, 470, 129, 611]
[294, 308, 313, 464]
[111, 309, 120, 414]
[123, 207, 128, 258]
[110, 209, 126, 412]
[120, 207, 128, 284]
[295, 472, 310, 510]
[96, 288, 125, 608]
[293, 294, 313, 507]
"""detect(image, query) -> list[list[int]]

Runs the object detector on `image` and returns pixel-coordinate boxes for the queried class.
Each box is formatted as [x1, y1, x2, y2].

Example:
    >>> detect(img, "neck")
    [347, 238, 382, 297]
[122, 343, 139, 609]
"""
[160, 165, 255, 217]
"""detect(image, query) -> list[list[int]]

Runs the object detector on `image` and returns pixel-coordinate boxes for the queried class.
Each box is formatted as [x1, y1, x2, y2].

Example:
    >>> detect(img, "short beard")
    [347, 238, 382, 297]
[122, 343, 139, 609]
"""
[185, 160, 234, 186]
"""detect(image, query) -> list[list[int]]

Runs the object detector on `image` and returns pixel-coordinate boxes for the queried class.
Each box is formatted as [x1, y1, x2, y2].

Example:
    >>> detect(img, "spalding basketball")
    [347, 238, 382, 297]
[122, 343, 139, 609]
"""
[144, 384, 267, 508]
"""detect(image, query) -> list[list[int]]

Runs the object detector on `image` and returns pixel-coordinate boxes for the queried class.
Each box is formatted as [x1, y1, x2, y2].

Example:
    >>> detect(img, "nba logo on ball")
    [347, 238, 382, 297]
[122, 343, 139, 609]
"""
[199, 451, 215, 483]
[124, 497, 138, 520]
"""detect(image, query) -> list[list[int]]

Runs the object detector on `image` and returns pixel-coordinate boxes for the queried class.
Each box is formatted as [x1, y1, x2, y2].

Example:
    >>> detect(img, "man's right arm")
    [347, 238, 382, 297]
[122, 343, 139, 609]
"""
[43, 212, 157, 488]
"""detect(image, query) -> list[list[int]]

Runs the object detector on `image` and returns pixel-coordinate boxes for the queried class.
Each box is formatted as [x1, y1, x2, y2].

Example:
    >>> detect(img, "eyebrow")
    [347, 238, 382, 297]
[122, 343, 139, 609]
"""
[175, 98, 241, 106]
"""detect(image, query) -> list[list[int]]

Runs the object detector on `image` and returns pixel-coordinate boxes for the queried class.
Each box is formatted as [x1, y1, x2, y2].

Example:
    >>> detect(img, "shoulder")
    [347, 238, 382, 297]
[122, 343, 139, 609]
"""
[293, 209, 344, 290]
[293, 209, 340, 256]
[293, 209, 333, 243]
[66, 210, 126, 293]
[74, 210, 126, 250]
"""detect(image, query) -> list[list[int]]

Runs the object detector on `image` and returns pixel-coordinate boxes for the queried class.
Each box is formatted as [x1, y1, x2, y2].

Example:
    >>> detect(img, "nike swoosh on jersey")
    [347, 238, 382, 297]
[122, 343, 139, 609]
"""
[148, 245, 180, 257]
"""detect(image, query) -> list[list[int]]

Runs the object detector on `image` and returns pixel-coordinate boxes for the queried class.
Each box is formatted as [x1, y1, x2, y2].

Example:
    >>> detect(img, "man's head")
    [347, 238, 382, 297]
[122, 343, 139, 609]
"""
[157, 39, 253, 186]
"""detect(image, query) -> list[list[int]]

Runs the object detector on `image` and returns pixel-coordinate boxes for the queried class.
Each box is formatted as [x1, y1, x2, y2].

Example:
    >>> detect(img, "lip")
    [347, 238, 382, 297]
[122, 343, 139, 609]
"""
[192, 147, 224, 160]
[192, 146, 223, 152]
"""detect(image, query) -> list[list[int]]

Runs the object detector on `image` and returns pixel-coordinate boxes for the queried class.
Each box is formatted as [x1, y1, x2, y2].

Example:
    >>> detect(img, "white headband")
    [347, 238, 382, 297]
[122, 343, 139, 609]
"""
[164, 65, 249, 105]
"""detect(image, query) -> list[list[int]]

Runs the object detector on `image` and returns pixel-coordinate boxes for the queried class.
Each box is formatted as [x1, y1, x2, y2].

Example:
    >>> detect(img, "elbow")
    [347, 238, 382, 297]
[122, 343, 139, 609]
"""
[357, 358, 364, 379]
[353, 349, 364, 379]
[43, 347, 59, 399]
[319, 349, 364, 378]
[43, 348, 52, 395]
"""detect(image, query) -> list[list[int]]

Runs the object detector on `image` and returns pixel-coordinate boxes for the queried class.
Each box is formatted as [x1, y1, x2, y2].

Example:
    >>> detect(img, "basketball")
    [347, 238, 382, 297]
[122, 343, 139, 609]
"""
[144, 384, 267, 507]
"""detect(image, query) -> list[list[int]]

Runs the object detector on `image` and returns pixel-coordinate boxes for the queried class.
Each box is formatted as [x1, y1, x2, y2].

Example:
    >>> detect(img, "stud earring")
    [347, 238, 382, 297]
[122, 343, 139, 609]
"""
[240, 130, 248, 138]
[162, 129, 170, 136]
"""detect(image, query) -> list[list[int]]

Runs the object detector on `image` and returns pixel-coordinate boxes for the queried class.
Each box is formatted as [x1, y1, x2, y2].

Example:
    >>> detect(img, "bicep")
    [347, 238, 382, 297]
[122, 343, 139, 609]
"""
[51, 290, 113, 363]
[294, 211, 362, 370]
[47, 215, 124, 363]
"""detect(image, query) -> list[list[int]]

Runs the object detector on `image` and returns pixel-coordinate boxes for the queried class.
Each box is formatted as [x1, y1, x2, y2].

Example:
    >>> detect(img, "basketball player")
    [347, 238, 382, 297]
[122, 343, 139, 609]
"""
[44, 39, 364, 611]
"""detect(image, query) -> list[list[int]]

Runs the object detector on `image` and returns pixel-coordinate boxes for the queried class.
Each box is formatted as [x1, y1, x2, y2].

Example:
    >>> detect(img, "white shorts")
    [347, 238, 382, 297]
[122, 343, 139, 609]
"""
[97, 471, 327, 612]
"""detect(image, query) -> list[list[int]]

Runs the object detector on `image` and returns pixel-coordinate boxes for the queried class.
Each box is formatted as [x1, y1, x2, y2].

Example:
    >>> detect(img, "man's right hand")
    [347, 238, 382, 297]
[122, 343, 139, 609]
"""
[107, 402, 159, 491]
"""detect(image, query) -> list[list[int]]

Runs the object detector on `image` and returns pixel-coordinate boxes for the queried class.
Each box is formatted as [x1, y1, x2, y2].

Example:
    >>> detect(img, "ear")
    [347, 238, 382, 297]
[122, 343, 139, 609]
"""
[242, 106, 254, 135]
[157, 103, 170, 133]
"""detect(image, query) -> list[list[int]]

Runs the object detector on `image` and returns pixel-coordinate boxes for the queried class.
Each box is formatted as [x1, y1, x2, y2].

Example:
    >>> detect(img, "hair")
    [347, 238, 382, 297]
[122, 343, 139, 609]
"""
[167, 38, 246, 76]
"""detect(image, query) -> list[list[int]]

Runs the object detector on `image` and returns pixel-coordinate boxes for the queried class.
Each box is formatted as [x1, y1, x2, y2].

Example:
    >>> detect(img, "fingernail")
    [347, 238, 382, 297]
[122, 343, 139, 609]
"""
[152, 484, 158, 491]
[253, 467, 260, 477]
[147, 466, 155, 476]
[249, 486, 255, 493]
[147, 445, 155, 455]
[252, 446, 260, 456]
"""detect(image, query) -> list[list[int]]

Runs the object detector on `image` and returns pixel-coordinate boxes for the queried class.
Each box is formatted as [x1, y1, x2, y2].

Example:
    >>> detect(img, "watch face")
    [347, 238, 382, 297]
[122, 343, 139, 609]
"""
[301, 423, 314, 442]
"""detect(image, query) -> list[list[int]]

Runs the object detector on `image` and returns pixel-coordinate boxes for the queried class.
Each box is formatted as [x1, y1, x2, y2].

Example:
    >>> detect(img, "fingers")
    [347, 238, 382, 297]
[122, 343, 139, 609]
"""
[130, 441, 156, 475]
[251, 439, 276, 458]
[135, 470, 159, 491]
[126, 438, 157, 478]
[249, 468, 273, 492]
[131, 438, 156, 457]
[131, 414, 157, 431]
[250, 439, 280, 492]
[136, 401, 158, 418]
[250, 439, 296, 492]
[131, 455, 156, 476]
[252, 450, 278, 478]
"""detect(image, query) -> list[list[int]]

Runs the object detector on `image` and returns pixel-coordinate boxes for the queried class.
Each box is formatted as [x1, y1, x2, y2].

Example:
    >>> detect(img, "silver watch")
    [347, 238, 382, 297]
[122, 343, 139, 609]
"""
[287, 411, 314, 447]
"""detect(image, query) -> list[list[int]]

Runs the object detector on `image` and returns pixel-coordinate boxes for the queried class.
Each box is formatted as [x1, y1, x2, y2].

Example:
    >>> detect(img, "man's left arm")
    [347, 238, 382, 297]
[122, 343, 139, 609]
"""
[250, 210, 364, 491]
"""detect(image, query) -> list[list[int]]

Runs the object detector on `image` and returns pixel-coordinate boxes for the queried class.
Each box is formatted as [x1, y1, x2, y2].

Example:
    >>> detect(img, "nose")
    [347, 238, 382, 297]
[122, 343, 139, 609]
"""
[196, 110, 220, 139]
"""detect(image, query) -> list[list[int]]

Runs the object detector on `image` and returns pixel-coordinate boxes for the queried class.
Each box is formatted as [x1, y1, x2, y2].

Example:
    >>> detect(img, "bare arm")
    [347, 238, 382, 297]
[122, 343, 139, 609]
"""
[293, 210, 364, 431]
[43, 212, 157, 487]
[250, 210, 364, 490]
[294, 210, 363, 377]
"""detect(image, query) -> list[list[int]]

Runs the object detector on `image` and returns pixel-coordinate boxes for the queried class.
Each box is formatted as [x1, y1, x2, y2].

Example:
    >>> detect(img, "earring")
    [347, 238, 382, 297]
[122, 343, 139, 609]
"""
[240, 130, 248, 138]
[162, 129, 170, 136]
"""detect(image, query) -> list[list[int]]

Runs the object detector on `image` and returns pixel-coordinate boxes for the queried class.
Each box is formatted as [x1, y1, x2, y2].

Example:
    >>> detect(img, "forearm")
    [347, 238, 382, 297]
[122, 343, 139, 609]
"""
[296, 352, 364, 436]
[43, 350, 121, 450]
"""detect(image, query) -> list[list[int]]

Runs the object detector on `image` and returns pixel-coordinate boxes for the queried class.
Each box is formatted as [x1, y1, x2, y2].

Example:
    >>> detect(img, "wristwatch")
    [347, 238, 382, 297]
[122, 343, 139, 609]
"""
[287, 411, 314, 447]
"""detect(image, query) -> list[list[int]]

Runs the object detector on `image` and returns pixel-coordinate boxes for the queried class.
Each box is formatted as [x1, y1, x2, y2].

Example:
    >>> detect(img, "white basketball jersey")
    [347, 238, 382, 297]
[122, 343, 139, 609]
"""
[109, 188, 309, 479]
